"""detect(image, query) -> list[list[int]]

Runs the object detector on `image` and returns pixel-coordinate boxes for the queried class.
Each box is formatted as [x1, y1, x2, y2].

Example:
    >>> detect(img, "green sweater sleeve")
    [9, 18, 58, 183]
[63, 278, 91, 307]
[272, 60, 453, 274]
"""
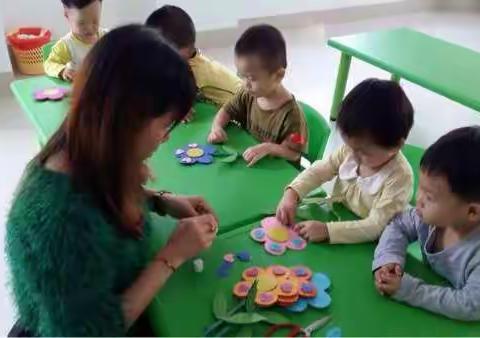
[34, 203, 125, 336]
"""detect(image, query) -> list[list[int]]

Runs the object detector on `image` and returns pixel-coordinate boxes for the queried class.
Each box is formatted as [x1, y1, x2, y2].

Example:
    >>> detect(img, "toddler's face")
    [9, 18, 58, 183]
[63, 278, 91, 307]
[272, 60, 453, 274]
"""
[65, 1, 102, 44]
[342, 134, 400, 170]
[235, 55, 284, 98]
[416, 171, 473, 228]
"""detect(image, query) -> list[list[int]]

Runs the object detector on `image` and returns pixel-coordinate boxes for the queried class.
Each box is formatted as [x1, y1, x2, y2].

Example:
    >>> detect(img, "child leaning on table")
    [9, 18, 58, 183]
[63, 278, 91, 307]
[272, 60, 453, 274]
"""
[373, 126, 480, 321]
[276, 78, 414, 244]
[208, 24, 308, 167]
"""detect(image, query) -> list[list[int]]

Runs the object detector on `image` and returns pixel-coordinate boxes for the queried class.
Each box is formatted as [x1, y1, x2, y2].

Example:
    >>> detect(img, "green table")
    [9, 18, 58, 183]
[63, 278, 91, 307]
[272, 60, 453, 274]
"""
[328, 28, 480, 120]
[147, 215, 480, 337]
[147, 103, 299, 232]
[10, 76, 69, 145]
[10, 76, 299, 232]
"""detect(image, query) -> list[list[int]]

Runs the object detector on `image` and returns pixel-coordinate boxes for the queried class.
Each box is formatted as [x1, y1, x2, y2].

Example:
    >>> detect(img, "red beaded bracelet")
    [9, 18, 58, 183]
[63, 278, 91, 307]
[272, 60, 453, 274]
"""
[157, 256, 176, 273]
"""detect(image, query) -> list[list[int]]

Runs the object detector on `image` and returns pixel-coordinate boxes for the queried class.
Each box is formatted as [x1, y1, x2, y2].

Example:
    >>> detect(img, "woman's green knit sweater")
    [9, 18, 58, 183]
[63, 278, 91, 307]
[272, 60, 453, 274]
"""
[6, 163, 153, 336]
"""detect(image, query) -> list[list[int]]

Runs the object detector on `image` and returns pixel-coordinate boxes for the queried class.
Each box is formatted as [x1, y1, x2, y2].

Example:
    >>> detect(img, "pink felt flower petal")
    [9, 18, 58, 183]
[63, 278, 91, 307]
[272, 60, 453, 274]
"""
[34, 93, 47, 101]
[250, 227, 266, 243]
[264, 240, 286, 256]
[286, 236, 307, 250]
[48, 91, 65, 100]
[261, 216, 281, 230]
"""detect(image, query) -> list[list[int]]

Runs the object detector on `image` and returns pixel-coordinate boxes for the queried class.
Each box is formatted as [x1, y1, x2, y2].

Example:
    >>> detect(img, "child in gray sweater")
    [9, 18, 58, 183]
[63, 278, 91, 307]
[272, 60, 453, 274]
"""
[373, 126, 480, 321]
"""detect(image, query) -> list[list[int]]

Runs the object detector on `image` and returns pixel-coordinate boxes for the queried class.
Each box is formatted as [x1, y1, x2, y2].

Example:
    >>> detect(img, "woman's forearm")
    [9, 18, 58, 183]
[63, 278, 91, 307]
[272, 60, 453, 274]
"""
[121, 246, 184, 328]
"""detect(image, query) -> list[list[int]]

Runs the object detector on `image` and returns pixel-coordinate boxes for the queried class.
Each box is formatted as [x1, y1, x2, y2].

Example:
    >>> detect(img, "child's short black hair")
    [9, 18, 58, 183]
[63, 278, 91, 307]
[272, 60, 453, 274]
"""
[235, 24, 287, 72]
[145, 5, 196, 49]
[421, 126, 480, 202]
[337, 78, 414, 148]
[61, 0, 101, 9]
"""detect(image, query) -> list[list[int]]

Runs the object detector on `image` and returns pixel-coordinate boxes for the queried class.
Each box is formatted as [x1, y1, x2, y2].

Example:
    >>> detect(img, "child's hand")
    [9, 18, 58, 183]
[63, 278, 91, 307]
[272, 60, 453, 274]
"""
[276, 188, 299, 225]
[208, 126, 228, 144]
[374, 263, 403, 296]
[243, 143, 271, 167]
[294, 220, 329, 242]
[61, 67, 76, 82]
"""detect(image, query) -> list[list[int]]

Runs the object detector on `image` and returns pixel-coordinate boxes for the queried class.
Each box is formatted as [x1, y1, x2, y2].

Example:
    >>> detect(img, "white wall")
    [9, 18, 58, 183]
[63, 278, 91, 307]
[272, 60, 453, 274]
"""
[2, 0, 157, 39]
[0, 1, 12, 73]
[159, 0, 404, 31]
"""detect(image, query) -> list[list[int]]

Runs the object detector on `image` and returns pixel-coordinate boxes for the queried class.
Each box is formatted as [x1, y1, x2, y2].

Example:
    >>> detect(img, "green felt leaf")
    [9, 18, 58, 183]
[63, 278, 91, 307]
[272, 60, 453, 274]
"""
[259, 311, 290, 324]
[245, 280, 257, 313]
[222, 145, 238, 154]
[219, 153, 238, 163]
[219, 312, 266, 325]
[212, 291, 229, 319]
[236, 326, 253, 337]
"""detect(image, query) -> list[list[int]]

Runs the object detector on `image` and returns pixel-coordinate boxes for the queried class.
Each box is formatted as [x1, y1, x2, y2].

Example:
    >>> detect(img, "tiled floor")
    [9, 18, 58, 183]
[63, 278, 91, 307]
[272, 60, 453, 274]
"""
[0, 9, 479, 335]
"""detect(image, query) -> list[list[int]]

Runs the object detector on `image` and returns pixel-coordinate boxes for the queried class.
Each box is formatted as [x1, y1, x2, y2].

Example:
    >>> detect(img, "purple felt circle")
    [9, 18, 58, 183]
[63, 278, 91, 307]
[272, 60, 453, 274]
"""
[293, 267, 307, 277]
[259, 292, 274, 302]
[301, 282, 315, 293]
[280, 282, 293, 293]
[238, 283, 251, 293]
[272, 266, 287, 276]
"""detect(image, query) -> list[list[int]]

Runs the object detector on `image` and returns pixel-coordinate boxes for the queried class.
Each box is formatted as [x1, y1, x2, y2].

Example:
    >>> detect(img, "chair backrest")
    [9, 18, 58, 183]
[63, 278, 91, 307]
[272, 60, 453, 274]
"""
[299, 101, 330, 163]
[401, 143, 425, 205]
[42, 41, 56, 62]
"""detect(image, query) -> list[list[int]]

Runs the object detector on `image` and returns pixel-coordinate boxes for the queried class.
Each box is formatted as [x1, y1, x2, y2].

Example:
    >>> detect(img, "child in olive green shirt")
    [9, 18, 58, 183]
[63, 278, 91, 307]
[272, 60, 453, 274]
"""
[208, 25, 308, 166]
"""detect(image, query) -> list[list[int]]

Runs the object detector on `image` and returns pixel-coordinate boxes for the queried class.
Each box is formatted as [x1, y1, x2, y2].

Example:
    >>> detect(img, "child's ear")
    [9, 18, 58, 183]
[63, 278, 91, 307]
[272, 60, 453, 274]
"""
[275, 68, 286, 81]
[467, 203, 480, 223]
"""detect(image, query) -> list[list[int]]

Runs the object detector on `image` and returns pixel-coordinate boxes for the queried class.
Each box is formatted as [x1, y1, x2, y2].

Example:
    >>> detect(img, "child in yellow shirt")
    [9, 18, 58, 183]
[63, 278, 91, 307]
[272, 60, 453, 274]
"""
[44, 0, 106, 81]
[276, 79, 414, 243]
[146, 5, 242, 111]
[208, 25, 308, 167]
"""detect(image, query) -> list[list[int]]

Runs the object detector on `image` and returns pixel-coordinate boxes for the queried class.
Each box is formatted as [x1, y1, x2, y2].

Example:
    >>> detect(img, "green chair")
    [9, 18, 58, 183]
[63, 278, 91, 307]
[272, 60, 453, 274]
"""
[401, 143, 425, 205]
[402, 143, 425, 262]
[42, 41, 56, 62]
[299, 102, 330, 163]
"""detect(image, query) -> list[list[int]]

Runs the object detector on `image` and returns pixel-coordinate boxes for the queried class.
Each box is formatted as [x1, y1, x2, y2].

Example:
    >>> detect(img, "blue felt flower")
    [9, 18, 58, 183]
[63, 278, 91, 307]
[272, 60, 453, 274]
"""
[175, 144, 216, 165]
[287, 272, 332, 312]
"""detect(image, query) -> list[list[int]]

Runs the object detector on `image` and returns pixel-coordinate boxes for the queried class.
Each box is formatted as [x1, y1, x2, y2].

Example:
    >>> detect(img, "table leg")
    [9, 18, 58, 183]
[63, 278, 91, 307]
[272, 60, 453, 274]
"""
[329, 53, 351, 121]
[391, 73, 401, 83]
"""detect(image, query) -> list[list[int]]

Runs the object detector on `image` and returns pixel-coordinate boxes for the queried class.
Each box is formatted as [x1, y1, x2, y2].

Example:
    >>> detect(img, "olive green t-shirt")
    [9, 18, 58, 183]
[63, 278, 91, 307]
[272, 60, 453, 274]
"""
[224, 89, 308, 151]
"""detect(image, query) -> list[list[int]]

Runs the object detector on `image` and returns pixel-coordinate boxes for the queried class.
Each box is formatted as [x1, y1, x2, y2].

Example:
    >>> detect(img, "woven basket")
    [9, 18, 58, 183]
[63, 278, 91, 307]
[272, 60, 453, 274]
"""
[7, 27, 51, 75]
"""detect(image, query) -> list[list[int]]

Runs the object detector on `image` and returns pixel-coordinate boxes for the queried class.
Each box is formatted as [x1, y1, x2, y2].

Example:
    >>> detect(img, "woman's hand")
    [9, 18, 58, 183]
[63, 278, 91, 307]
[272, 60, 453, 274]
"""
[162, 194, 217, 220]
[159, 214, 218, 268]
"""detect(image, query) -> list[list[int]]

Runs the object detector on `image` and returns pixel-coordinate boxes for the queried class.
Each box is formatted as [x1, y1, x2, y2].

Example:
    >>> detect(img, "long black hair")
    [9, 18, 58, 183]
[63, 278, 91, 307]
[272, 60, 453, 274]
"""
[36, 24, 196, 233]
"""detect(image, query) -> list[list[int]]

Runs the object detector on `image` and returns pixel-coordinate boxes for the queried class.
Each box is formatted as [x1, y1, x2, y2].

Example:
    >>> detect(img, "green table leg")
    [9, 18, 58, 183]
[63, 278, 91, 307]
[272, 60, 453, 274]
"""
[330, 53, 351, 121]
[391, 73, 401, 83]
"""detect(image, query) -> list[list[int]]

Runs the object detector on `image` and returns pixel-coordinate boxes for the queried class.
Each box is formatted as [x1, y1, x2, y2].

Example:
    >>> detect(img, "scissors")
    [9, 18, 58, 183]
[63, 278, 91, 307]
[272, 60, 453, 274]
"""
[265, 315, 332, 337]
